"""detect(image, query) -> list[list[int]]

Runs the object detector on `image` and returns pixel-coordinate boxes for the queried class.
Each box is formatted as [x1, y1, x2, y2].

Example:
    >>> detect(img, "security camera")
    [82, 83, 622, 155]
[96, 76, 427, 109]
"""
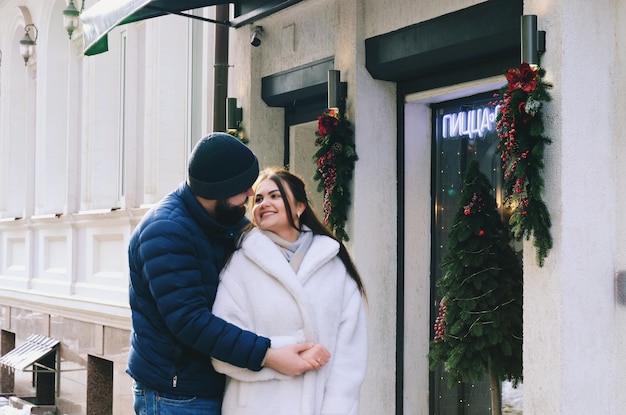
[250, 26, 263, 47]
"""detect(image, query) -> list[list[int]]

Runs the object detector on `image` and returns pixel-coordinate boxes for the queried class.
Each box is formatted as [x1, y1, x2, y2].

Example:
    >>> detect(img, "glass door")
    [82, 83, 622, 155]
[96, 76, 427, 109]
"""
[430, 91, 503, 414]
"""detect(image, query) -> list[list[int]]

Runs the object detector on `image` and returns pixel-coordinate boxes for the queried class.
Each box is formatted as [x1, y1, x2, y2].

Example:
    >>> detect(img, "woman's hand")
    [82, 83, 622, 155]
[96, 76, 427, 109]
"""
[299, 343, 331, 370]
[263, 343, 331, 376]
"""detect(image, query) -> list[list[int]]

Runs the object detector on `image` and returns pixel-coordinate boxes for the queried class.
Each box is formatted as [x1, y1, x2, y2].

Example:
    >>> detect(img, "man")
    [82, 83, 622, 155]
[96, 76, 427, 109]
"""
[127, 133, 329, 414]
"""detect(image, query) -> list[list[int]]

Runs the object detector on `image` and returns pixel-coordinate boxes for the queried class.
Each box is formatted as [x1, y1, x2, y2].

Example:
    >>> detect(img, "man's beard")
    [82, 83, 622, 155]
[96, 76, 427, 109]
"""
[213, 199, 247, 226]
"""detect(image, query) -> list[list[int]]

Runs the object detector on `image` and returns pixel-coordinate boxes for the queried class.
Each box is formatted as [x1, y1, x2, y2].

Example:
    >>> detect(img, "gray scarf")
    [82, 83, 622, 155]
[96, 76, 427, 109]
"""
[261, 226, 313, 272]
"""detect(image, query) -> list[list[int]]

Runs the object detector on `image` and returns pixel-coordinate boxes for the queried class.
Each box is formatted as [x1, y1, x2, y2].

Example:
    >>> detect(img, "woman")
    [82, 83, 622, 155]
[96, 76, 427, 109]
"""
[212, 166, 367, 415]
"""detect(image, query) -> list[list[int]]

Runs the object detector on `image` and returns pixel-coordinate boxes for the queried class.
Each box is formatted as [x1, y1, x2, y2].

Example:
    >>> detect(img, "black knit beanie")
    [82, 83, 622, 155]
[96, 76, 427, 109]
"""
[187, 133, 259, 200]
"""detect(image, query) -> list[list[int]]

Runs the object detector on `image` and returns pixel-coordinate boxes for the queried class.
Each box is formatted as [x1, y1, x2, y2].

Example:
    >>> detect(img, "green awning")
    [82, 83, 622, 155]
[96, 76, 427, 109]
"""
[81, 0, 232, 56]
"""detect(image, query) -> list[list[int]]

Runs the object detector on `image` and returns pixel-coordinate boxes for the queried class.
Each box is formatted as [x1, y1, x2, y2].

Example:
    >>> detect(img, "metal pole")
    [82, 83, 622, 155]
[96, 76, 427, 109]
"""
[213, 4, 229, 131]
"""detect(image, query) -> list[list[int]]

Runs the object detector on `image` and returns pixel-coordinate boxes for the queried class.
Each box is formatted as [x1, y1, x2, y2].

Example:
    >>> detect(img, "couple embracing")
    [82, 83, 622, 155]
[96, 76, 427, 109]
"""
[127, 133, 367, 415]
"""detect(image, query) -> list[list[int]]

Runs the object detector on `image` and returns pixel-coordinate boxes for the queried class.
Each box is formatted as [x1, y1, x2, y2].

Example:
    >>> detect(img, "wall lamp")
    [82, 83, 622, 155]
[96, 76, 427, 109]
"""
[226, 97, 243, 130]
[327, 69, 346, 115]
[63, 0, 85, 39]
[20, 24, 38, 66]
[521, 15, 546, 68]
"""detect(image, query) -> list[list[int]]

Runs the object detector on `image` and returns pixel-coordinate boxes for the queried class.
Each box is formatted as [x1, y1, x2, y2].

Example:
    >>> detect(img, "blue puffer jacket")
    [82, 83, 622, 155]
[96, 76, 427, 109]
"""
[126, 182, 270, 399]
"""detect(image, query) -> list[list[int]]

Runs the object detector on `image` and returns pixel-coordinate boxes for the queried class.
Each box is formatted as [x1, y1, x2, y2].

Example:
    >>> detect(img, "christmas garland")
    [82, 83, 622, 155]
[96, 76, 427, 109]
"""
[313, 98, 358, 241]
[495, 62, 553, 266]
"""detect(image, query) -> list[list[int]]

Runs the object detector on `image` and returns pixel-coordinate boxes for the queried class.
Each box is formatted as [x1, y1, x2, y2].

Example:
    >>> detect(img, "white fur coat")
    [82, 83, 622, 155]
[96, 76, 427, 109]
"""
[212, 228, 367, 415]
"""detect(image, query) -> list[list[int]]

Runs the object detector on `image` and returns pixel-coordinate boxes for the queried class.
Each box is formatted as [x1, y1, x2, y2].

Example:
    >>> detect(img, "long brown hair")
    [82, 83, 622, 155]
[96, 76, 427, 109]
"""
[250, 166, 366, 299]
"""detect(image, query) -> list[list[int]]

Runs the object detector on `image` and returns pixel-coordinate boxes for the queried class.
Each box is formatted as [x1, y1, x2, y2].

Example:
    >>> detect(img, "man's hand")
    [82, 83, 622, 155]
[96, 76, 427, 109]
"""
[263, 343, 331, 376]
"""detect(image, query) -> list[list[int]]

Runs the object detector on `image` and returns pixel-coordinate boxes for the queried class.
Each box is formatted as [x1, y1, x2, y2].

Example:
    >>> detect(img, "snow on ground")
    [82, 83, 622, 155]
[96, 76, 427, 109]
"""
[502, 381, 523, 414]
[0, 397, 29, 415]
[0, 406, 25, 415]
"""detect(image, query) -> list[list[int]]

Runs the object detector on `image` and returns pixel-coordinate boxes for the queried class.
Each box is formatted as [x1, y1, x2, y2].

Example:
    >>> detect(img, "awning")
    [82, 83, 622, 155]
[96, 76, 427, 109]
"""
[80, 0, 232, 56]
[0, 334, 59, 372]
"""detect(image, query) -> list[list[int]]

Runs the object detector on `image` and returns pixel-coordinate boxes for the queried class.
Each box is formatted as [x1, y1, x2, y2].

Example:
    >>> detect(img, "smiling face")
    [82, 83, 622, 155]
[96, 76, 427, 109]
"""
[252, 178, 304, 242]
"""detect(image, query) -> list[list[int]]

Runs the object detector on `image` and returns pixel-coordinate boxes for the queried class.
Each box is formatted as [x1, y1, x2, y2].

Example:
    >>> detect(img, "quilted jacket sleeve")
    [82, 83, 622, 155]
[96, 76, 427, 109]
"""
[133, 217, 270, 370]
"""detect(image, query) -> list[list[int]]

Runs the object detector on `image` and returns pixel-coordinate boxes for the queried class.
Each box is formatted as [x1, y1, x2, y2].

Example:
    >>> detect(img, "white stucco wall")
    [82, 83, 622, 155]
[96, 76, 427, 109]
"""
[402, 100, 432, 414]
[614, 1, 626, 410]
[524, 0, 625, 414]
[230, 0, 338, 168]
[363, 0, 485, 40]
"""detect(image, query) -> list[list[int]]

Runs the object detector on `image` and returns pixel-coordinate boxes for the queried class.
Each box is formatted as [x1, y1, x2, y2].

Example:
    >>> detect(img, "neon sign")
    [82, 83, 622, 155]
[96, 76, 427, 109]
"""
[441, 105, 500, 139]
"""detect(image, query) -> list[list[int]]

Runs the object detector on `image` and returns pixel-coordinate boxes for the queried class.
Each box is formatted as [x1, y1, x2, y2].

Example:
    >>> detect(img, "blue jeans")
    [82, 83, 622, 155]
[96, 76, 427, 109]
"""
[132, 381, 222, 415]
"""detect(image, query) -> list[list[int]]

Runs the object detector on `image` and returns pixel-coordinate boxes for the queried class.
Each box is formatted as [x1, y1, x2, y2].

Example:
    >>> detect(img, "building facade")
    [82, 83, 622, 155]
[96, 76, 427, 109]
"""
[0, 0, 625, 414]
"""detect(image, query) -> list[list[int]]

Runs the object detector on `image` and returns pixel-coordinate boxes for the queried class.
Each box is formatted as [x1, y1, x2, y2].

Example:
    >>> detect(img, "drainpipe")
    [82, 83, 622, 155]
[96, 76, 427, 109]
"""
[213, 4, 229, 132]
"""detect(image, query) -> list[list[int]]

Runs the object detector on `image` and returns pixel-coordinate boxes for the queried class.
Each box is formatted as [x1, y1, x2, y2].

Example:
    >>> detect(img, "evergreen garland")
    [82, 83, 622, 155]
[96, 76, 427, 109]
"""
[429, 161, 523, 403]
[495, 62, 553, 266]
[313, 98, 358, 241]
